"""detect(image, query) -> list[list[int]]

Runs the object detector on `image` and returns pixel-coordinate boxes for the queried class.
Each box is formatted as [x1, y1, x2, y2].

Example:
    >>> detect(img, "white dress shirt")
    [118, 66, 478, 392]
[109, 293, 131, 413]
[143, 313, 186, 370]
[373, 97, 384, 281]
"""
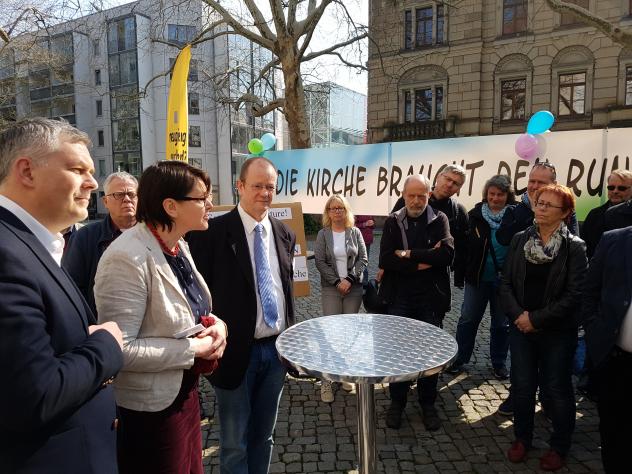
[237, 204, 287, 339]
[0, 195, 65, 266]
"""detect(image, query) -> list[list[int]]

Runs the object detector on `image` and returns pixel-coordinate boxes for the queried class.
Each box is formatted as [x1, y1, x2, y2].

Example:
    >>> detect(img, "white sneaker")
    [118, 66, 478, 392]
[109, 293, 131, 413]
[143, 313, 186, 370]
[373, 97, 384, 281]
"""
[320, 380, 334, 403]
[341, 381, 354, 392]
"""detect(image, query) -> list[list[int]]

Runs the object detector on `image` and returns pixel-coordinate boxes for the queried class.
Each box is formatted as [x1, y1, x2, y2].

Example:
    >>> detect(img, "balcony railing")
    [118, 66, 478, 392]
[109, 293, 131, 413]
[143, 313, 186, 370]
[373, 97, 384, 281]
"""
[384, 119, 451, 142]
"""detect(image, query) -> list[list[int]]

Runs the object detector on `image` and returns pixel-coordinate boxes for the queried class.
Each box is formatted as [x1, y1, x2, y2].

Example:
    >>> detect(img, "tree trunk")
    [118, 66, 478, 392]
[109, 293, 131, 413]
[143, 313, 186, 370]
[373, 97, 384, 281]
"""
[279, 45, 311, 149]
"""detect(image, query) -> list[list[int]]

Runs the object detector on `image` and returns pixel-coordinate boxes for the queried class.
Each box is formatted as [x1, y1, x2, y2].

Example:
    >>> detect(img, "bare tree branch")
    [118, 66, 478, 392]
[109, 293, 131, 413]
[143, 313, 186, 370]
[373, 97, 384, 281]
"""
[242, 0, 276, 42]
[544, 0, 632, 49]
[302, 32, 368, 62]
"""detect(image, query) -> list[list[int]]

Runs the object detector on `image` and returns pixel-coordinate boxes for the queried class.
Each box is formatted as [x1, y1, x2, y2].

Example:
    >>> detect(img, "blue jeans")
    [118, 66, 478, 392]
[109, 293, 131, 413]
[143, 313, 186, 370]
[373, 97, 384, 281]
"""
[387, 298, 443, 407]
[510, 326, 577, 455]
[213, 340, 287, 474]
[455, 281, 509, 368]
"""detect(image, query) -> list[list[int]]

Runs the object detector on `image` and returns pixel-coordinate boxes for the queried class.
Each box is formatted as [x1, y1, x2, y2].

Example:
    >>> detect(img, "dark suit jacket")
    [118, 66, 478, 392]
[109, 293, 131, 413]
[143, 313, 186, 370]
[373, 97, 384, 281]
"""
[0, 207, 123, 474]
[187, 207, 296, 390]
[581, 227, 632, 367]
[604, 199, 632, 231]
[580, 200, 612, 259]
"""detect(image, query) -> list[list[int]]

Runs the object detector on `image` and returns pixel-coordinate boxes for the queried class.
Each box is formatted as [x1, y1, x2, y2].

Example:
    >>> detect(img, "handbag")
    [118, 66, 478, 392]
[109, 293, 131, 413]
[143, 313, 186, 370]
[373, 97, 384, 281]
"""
[362, 278, 388, 314]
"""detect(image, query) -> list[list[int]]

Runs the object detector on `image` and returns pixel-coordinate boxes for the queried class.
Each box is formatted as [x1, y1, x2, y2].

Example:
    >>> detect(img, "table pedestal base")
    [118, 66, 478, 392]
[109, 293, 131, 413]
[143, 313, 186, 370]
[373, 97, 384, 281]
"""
[356, 383, 376, 474]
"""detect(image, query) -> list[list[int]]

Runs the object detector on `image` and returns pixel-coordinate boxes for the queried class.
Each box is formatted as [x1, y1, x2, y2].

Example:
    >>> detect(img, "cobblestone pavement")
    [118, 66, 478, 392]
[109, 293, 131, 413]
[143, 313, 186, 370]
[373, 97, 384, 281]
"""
[200, 235, 603, 473]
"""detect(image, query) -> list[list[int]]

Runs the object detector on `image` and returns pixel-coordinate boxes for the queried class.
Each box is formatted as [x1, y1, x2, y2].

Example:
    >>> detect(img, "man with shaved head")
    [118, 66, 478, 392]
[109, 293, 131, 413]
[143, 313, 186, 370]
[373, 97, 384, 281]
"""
[378, 174, 455, 431]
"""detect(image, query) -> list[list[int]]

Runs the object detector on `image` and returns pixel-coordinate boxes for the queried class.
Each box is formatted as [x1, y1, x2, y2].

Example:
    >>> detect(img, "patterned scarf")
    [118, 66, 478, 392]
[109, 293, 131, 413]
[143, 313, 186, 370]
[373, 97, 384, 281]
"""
[524, 222, 567, 264]
[481, 203, 507, 230]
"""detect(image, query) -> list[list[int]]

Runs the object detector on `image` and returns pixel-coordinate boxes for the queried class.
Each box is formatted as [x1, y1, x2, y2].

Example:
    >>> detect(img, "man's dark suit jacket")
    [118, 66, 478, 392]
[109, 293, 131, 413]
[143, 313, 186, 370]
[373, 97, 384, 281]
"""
[188, 207, 296, 390]
[581, 226, 632, 368]
[0, 207, 123, 474]
[604, 199, 632, 231]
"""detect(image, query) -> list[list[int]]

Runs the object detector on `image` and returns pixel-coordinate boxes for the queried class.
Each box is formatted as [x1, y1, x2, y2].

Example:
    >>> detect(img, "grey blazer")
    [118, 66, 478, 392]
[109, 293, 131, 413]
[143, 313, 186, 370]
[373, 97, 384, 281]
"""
[94, 223, 213, 412]
[314, 226, 367, 288]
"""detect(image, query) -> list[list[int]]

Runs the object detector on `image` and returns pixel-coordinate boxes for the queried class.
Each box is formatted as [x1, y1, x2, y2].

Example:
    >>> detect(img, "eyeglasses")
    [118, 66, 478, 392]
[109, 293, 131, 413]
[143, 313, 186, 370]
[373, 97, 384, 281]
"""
[535, 201, 563, 210]
[246, 183, 276, 193]
[106, 191, 137, 200]
[176, 193, 212, 203]
[607, 185, 630, 192]
[328, 207, 345, 212]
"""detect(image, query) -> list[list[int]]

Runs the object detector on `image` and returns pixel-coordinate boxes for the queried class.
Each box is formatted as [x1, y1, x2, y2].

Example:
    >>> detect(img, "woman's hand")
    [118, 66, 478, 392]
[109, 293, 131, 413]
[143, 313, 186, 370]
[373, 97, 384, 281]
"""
[366, 219, 375, 228]
[192, 321, 227, 360]
[515, 311, 535, 333]
[337, 279, 351, 295]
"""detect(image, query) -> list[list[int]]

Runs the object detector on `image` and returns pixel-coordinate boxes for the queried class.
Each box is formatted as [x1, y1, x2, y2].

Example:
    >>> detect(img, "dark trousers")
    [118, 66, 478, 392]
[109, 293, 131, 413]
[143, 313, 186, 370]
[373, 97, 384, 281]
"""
[595, 347, 632, 473]
[118, 371, 203, 474]
[510, 326, 577, 455]
[387, 299, 443, 407]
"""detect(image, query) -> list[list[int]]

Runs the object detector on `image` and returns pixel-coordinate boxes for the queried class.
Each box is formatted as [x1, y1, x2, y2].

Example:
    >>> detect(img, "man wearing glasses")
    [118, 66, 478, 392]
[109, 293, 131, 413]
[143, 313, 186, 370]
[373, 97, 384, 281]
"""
[188, 157, 296, 474]
[63, 171, 138, 315]
[582, 170, 632, 258]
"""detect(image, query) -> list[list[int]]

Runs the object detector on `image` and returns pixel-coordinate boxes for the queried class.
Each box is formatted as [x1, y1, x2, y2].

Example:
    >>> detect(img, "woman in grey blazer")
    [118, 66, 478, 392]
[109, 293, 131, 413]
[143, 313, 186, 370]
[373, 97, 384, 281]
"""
[314, 194, 368, 402]
[95, 161, 227, 474]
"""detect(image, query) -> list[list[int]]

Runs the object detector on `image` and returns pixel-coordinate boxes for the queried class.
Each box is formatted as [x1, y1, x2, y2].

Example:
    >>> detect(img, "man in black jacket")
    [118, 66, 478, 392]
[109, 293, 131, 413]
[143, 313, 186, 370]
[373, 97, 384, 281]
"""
[390, 165, 468, 286]
[581, 227, 632, 473]
[604, 197, 632, 232]
[581, 170, 632, 258]
[379, 174, 454, 431]
[497, 159, 579, 247]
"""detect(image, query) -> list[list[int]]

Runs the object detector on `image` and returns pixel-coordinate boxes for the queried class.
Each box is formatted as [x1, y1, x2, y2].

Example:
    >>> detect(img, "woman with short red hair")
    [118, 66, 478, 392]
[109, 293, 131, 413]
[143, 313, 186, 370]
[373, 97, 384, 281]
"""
[499, 184, 587, 471]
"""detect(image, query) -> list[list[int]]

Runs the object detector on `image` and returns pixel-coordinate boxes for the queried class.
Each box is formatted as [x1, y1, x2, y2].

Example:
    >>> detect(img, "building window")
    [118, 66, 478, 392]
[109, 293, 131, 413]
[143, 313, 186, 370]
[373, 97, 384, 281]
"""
[189, 92, 200, 114]
[96, 99, 103, 116]
[403, 4, 445, 49]
[626, 66, 632, 105]
[501, 78, 526, 120]
[167, 24, 197, 47]
[560, 0, 589, 26]
[502, 0, 527, 35]
[558, 72, 586, 116]
[190, 158, 203, 169]
[93, 39, 100, 56]
[97, 130, 104, 146]
[189, 125, 201, 147]
[108, 17, 136, 54]
[404, 86, 443, 122]
[99, 159, 106, 177]
[95, 69, 101, 86]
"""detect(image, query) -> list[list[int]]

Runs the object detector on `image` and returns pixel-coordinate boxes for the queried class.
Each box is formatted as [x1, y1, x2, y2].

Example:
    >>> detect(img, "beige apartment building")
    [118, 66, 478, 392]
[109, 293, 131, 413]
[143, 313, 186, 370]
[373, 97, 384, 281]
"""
[367, 0, 632, 143]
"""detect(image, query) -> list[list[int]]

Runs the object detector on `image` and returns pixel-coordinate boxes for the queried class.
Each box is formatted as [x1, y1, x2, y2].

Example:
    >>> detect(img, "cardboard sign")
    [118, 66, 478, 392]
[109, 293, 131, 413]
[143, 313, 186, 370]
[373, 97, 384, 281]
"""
[209, 202, 310, 297]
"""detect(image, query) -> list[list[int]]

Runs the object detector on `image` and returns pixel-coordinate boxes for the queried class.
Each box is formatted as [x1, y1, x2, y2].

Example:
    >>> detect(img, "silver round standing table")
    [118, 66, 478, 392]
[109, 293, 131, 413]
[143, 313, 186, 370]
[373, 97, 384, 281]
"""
[276, 313, 458, 474]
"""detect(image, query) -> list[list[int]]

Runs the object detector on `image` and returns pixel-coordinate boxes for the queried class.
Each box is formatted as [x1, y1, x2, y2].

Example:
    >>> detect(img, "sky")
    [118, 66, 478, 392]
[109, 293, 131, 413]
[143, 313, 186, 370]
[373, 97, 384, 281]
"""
[77, 0, 369, 95]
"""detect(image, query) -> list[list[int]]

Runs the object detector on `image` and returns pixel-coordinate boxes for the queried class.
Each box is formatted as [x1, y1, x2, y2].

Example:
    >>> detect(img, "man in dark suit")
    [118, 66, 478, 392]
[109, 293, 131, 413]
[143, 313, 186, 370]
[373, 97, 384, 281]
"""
[581, 170, 632, 258]
[0, 118, 124, 474]
[581, 227, 632, 473]
[188, 157, 295, 474]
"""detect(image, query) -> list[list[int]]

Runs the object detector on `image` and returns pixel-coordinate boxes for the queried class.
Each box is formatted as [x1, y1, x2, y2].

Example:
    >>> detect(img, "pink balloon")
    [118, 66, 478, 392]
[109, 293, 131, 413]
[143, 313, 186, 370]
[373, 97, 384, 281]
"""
[535, 134, 547, 158]
[515, 133, 538, 160]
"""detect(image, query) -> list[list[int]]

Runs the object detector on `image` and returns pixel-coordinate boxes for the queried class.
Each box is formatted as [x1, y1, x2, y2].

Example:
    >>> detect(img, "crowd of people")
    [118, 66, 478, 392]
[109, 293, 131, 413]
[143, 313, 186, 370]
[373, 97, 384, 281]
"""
[1, 118, 630, 474]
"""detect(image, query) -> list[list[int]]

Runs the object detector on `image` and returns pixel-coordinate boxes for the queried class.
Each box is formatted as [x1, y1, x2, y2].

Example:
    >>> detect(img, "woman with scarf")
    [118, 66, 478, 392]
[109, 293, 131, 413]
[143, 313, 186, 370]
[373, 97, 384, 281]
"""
[499, 184, 587, 472]
[449, 175, 516, 379]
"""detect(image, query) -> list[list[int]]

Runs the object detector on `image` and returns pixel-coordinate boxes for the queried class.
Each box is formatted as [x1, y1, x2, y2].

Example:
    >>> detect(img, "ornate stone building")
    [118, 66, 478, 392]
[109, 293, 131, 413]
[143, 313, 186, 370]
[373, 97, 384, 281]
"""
[367, 0, 632, 143]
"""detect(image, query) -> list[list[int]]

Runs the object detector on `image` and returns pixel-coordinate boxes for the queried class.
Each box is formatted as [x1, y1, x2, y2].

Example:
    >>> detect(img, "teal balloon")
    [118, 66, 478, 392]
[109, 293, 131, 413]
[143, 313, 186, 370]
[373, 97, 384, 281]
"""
[247, 138, 264, 155]
[527, 111, 555, 134]
[261, 133, 277, 151]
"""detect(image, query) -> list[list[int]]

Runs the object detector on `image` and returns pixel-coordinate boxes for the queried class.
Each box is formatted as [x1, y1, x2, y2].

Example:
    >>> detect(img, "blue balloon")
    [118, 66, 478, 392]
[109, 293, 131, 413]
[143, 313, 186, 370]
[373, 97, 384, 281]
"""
[527, 111, 555, 134]
[261, 133, 277, 151]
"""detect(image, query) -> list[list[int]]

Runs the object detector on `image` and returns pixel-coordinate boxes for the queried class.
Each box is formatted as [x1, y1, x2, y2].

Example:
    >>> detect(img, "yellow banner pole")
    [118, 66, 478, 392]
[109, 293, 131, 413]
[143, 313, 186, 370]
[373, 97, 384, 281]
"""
[166, 44, 192, 162]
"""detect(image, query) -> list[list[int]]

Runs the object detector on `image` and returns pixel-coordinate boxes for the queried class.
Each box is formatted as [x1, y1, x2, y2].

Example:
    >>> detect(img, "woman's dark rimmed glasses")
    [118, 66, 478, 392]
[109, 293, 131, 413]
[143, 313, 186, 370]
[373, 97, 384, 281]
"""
[176, 194, 212, 203]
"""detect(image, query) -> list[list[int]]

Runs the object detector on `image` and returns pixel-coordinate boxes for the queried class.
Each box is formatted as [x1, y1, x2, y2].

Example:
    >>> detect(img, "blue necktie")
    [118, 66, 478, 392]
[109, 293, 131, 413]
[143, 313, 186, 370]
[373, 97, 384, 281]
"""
[254, 223, 279, 327]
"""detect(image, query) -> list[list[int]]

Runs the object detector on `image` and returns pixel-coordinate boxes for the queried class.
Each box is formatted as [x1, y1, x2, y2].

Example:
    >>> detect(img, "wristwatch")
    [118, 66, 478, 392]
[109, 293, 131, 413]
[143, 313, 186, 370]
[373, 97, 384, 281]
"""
[399, 250, 407, 258]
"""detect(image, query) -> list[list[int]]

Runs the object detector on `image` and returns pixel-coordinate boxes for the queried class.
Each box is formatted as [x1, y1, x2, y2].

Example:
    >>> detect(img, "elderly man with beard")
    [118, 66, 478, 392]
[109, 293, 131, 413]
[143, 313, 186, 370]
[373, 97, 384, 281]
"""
[378, 174, 454, 431]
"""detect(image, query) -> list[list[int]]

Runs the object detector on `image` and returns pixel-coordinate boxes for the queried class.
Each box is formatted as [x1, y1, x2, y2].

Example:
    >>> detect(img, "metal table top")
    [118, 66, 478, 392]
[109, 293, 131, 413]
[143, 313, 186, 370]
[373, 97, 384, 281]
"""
[276, 313, 458, 384]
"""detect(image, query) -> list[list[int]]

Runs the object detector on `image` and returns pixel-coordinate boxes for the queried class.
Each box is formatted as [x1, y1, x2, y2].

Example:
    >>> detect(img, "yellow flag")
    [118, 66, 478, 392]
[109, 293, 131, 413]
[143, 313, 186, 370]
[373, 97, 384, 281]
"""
[166, 45, 191, 162]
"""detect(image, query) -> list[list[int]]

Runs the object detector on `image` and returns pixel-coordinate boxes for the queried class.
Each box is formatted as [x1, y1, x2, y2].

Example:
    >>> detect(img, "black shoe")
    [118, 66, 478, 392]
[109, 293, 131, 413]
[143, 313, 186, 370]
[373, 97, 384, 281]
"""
[386, 402, 404, 429]
[421, 404, 441, 431]
[446, 363, 464, 375]
[493, 365, 510, 380]
[497, 396, 514, 416]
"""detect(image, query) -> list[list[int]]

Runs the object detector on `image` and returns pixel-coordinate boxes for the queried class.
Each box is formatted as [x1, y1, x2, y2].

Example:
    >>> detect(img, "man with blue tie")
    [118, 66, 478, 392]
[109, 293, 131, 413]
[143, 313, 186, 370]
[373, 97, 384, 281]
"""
[0, 118, 123, 473]
[188, 156, 296, 474]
